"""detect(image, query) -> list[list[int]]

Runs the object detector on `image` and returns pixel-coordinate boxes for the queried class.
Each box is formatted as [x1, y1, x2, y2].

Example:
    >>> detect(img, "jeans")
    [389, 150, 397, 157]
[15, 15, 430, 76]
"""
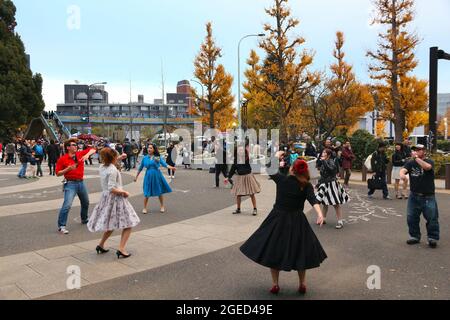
[18, 162, 27, 178]
[407, 193, 440, 241]
[344, 168, 352, 186]
[57, 181, 90, 228]
[368, 172, 389, 198]
[130, 155, 137, 168]
[36, 158, 43, 176]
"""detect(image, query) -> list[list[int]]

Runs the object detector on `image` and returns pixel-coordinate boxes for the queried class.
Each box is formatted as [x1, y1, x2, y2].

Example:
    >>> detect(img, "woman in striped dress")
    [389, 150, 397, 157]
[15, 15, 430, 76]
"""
[315, 148, 349, 229]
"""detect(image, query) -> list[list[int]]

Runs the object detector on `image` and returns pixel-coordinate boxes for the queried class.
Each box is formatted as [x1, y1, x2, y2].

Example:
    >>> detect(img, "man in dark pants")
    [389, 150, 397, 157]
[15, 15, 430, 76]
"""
[130, 139, 140, 169]
[213, 137, 232, 188]
[32, 140, 45, 177]
[400, 144, 440, 248]
[368, 142, 391, 200]
[123, 138, 132, 171]
[5, 142, 16, 165]
[46, 139, 61, 176]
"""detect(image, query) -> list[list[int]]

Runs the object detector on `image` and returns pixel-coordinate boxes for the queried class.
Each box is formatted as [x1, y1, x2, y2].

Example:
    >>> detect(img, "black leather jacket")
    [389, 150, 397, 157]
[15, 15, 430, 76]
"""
[317, 159, 338, 184]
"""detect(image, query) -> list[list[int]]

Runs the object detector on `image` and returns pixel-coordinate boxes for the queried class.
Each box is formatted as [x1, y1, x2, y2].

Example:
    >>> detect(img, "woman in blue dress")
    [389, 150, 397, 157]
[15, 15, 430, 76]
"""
[134, 144, 176, 214]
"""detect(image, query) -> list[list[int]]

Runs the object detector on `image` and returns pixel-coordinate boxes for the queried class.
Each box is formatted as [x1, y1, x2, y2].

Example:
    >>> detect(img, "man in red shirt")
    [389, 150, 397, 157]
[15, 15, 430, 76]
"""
[56, 138, 97, 234]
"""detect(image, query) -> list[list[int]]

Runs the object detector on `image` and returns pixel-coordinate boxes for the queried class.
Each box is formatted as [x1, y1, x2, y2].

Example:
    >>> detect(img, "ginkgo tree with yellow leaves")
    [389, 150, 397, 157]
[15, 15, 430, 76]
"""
[375, 75, 428, 139]
[192, 22, 235, 130]
[367, 0, 428, 142]
[243, 0, 319, 142]
[302, 31, 374, 139]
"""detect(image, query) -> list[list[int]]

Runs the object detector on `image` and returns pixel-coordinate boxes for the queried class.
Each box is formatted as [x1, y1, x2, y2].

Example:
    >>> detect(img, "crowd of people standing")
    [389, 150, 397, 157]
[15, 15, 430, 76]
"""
[1, 133, 441, 296]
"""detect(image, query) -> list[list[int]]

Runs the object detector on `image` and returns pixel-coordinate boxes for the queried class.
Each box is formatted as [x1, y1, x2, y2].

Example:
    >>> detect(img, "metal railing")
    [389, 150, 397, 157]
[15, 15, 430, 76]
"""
[53, 112, 71, 138]
[39, 113, 59, 142]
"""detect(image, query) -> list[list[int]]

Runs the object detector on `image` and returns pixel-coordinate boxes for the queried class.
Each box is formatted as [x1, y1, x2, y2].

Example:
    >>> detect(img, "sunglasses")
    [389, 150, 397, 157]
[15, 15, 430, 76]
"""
[69, 144, 78, 147]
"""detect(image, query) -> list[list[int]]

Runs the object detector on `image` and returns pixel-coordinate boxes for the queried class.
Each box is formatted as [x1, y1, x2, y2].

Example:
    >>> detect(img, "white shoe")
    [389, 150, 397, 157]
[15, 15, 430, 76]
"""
[58, 227, 69, 235]
[335, 221, 344, 230]
[142, 208, 148, 214]
[160, 207, 166, 213]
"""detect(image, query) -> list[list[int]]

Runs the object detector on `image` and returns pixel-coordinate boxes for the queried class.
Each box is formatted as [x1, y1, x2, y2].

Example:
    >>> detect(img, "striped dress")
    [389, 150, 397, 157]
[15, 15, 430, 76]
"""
[316, 159, 350, 206]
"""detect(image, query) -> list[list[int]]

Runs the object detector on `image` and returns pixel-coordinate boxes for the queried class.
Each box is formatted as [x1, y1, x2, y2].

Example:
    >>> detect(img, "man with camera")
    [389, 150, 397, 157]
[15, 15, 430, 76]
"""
[400, 144, 440, 248]
[55, 138, 97, 234]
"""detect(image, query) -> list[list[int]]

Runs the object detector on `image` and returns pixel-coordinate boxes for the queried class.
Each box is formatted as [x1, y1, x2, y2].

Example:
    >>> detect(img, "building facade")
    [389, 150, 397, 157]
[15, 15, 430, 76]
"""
[64, 84, 109, 104]
[358, 112, 425, 139]
[56, 81, 200, 138]
[438, 93, 450, 116]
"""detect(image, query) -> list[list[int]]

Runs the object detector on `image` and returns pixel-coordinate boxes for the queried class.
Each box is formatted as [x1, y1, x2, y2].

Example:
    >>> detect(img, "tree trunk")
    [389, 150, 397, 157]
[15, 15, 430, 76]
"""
[209, 104, 214, 129]
[391, 1, 405, 143]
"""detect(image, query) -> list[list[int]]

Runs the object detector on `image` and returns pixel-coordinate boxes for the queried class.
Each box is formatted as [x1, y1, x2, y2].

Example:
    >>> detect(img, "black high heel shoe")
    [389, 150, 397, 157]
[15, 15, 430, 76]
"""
[96, 246, 109, 254]
[116, 250, 132, 259]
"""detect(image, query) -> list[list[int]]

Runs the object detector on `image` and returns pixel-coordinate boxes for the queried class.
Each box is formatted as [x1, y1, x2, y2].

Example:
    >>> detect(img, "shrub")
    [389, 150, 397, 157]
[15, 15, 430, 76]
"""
[437, 140, 450, 152]
[430, 154, 450, 178]
[349, 130, 379, 170]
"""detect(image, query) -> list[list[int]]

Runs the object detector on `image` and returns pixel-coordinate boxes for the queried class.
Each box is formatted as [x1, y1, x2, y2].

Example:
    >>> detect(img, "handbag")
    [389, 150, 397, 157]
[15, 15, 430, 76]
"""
[368, 175, 384, 190]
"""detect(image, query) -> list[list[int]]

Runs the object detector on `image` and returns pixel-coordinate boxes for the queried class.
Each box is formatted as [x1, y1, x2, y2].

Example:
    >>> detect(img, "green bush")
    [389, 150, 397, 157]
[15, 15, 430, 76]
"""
[437, 140, 450, 152]
[350, 130, 379, 170]
[430, 154, 450, 178]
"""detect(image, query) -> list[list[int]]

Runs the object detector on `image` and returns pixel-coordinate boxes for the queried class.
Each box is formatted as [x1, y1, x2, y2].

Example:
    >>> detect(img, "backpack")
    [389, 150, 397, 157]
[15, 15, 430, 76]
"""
[290, 152, 299, 164]
[34, 145, 44, 156]
[364, 154, 373, 173]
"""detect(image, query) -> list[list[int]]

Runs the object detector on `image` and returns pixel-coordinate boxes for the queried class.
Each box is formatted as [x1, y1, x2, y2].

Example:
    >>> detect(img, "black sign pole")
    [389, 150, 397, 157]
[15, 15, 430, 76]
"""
[429, 47, 438, 153]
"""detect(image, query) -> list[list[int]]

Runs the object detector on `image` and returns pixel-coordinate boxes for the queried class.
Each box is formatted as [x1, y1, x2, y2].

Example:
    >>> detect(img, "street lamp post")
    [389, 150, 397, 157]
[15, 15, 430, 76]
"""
[237, 33, 264, 131]
[86, 82, 107, 134]
[190, 79, 207, 126]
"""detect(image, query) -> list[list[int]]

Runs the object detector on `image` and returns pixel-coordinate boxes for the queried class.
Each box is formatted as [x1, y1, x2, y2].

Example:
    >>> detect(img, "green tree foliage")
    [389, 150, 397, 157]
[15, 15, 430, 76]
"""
[350, 129, 379, 169]
[0, 0, 45, 139]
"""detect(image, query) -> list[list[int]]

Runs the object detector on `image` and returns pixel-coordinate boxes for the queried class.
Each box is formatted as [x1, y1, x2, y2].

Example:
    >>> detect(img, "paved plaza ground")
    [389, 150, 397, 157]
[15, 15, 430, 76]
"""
[0, 163, 448, 300]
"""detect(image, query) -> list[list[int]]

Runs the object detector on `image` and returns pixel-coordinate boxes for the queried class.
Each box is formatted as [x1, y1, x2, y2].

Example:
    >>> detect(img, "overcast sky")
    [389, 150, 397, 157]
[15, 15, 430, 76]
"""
[13, 0, 450, 110]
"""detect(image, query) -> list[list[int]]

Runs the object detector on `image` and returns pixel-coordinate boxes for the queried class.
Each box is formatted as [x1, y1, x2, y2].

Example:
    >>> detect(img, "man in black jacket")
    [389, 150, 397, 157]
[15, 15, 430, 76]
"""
[46, 139, 61, 176]
[368, 142, 391, 200]
[123, 138, 132, 171]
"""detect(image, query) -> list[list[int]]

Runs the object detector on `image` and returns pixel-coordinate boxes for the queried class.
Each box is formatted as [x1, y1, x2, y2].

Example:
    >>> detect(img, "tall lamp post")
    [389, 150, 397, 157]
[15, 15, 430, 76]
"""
[190, 79, 207, 125]
[86, 82, 107, 134]
[237, 33, 264, 131]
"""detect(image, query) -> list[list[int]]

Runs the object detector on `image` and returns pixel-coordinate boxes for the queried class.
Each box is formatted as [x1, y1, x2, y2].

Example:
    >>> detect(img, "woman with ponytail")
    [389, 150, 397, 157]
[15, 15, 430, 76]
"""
[240, 159, 327, 295]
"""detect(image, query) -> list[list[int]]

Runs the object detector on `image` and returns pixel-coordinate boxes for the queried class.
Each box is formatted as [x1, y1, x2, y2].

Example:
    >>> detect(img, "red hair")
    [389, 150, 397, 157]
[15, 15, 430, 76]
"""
[292, 160, 310, 190]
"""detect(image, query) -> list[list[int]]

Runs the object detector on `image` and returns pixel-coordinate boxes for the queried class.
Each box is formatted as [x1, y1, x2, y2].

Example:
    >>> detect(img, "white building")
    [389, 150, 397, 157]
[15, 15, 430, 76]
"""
[358, 112, 425, 139]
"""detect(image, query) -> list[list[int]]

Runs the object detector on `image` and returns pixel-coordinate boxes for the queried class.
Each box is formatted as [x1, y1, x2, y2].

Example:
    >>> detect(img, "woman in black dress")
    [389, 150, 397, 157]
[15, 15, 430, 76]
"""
[240, 159, 326, 295]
